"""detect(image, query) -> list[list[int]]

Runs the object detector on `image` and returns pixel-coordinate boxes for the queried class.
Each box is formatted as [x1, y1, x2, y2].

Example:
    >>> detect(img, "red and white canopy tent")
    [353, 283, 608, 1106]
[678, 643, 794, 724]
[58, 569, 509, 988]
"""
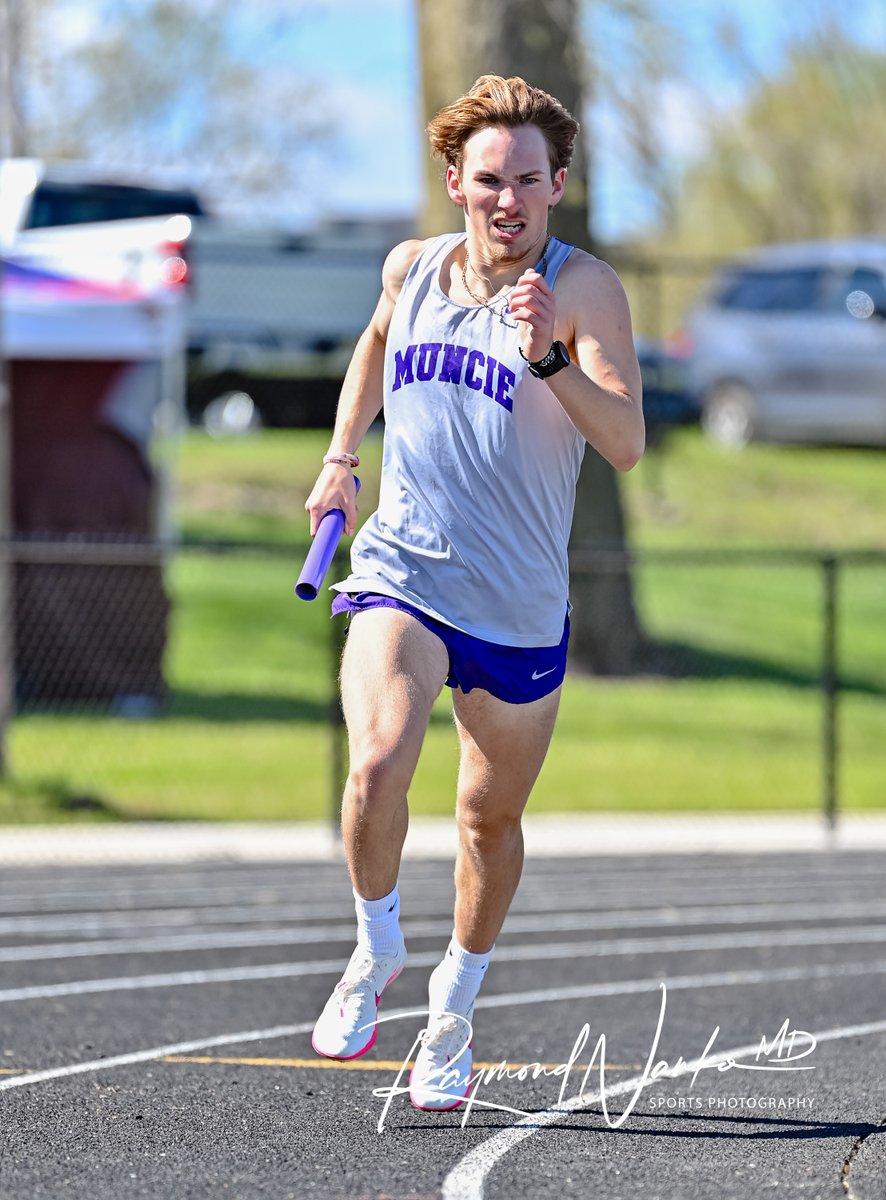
[2, 242, 189, 709]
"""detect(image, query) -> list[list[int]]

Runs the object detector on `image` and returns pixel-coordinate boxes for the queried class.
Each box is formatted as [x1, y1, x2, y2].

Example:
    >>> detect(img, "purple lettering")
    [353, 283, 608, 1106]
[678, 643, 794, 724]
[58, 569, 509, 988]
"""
[483, 355, 498, 398]
[416, 342, 442, 381]
[392, 345, 416, 391]
[494, 362, 517, 411]
[438, 343, 468, 384]
[464, 349, 485, 391]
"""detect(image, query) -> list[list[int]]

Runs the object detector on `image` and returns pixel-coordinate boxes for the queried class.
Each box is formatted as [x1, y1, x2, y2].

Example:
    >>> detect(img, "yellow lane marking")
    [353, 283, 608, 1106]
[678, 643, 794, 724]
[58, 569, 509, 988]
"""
[162, 1055, 641, 1072]
[2, 1058, 642, 1078]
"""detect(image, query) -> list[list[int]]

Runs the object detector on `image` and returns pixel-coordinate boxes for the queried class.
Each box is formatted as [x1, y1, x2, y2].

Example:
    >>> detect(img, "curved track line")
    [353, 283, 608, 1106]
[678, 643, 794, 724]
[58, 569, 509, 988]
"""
[442, 1017, 886, 1200]
[4, 958, 886, 1096]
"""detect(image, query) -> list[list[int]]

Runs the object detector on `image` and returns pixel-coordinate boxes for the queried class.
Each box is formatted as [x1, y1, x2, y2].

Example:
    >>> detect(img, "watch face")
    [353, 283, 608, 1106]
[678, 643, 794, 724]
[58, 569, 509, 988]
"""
[532, 341, 568, 377]
[523, 341, 569, 377]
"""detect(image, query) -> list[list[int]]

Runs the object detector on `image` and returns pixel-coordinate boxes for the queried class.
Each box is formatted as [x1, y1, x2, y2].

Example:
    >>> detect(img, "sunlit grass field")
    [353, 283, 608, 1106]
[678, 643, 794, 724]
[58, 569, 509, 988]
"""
[5, 425, 885, 822]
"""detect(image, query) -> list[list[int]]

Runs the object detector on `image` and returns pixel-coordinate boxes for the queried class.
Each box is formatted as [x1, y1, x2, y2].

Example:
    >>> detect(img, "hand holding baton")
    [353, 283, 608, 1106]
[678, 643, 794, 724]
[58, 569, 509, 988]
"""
[295, 476, 360, 601]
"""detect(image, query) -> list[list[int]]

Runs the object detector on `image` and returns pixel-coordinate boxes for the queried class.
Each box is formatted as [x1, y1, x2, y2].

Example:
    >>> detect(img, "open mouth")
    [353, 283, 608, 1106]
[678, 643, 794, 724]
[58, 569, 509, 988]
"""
[493, 219, 525, 237]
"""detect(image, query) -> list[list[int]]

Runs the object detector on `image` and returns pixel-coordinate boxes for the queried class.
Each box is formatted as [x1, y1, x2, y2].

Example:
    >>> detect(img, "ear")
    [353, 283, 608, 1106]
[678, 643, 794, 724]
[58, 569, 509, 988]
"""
[446, 164, 466, 207]
[549, 167, 567, 209]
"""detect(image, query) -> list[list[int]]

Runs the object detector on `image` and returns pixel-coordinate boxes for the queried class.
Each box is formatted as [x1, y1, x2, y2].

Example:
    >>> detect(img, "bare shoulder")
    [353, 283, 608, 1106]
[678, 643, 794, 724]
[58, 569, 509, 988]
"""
[382, 238, 430, 301]
[368, 238, 430, 341]
[558, 248, 630, 315]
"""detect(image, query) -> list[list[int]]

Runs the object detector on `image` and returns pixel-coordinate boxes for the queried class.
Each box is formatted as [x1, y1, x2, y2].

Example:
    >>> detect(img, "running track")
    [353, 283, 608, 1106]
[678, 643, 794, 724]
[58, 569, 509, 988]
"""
[1, 848, 885, 1199]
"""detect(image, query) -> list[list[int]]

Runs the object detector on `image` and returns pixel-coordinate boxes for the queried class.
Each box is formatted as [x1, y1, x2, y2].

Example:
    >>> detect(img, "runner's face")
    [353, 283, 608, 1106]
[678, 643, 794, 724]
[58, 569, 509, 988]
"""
[446, 124, 566, 264]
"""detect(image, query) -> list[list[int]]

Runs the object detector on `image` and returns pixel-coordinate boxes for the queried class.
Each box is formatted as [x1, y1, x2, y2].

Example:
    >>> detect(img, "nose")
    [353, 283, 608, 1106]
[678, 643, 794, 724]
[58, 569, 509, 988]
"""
[498, 185, 518, 209]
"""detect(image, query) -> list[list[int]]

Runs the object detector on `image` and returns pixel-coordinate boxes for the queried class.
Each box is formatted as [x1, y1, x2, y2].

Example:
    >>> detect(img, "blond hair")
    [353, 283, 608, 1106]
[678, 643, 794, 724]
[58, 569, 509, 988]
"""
[427, 74, 579, 177]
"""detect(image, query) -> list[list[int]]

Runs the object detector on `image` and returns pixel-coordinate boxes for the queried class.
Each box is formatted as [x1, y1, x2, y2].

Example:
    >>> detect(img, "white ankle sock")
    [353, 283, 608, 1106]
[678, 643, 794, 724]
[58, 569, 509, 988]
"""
[429, 934, 494, 1016]
[353, 883, 402, 957]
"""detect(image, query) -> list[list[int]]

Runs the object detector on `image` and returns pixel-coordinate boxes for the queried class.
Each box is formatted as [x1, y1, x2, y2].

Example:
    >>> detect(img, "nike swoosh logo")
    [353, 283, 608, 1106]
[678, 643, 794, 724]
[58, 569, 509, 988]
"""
[532, 667, 557, 680]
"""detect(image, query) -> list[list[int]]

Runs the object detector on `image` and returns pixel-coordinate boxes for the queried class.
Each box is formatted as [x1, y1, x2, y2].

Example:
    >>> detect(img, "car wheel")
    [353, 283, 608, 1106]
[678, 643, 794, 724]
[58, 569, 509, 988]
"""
[702, 382, 756, 448]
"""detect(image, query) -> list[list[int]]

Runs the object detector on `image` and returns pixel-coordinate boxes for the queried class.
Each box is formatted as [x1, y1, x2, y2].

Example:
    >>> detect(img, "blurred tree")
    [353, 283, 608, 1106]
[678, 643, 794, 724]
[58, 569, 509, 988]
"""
[0, 0, 28, 156]
[663, 27, 886, 254]
[418, 0, 647, 674]
[6, 0, 333, 213]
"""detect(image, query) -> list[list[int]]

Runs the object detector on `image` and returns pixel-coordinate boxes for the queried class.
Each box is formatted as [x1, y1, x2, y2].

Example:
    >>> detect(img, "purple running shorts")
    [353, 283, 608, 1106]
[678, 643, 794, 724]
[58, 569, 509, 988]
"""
[331, 590, 568, 704]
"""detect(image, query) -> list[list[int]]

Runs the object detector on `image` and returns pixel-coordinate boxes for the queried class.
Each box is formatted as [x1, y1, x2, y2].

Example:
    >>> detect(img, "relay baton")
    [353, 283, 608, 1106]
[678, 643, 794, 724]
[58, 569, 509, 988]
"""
[295, 476, 360, 601]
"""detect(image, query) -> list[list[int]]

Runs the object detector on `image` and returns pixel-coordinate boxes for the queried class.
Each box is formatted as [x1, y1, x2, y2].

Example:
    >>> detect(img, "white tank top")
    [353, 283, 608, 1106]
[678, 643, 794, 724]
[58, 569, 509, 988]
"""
[332, 232, 585, 648]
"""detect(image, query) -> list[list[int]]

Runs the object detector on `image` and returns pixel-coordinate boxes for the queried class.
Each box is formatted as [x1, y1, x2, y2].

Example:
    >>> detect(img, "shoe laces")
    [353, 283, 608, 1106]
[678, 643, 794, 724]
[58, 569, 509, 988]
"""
[335, 951, 381, 1005]
[423, 1011, 471, 1060]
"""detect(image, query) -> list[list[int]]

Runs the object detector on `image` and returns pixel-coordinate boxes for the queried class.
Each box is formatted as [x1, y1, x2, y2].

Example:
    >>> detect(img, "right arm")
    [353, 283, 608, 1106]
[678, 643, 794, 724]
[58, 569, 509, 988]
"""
[304, 238, 427, 537]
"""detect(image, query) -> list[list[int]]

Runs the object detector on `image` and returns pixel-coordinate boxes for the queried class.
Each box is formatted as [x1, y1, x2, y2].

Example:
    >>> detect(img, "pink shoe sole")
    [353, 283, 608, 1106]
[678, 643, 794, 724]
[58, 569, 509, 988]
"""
[311, 964, 404, 1062]
[408, 1038, 473, 1111]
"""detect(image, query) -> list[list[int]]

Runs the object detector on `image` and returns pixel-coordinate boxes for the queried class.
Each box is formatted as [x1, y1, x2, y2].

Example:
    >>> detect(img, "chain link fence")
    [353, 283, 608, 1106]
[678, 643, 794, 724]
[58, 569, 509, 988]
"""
[2, 538, 884, 838]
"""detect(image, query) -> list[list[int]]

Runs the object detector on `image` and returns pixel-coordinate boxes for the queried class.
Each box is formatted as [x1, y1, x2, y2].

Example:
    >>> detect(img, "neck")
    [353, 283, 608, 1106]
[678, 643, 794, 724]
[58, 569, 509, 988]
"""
[463, 231, 550, 291]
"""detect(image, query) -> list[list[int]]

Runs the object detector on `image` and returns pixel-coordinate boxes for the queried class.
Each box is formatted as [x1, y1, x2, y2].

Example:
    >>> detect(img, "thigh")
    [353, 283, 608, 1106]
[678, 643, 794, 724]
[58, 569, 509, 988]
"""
[452, 684, 562, 818]
[340, 606, 450, 771]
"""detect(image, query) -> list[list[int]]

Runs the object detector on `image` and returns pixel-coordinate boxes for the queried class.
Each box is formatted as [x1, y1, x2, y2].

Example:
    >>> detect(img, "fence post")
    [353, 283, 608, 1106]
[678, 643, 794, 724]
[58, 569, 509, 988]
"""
[822, 555, 839, 831]
[0, 291, 11, 777]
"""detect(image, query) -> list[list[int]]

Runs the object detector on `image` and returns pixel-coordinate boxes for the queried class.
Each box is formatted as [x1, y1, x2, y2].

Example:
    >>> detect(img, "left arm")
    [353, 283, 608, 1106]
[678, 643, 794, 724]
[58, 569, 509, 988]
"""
[507, 257, 645, 472]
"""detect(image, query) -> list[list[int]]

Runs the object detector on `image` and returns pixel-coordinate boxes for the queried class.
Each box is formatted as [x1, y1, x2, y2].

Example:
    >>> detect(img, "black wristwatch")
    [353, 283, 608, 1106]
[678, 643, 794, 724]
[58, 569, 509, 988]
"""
[520, 340, 571, 379]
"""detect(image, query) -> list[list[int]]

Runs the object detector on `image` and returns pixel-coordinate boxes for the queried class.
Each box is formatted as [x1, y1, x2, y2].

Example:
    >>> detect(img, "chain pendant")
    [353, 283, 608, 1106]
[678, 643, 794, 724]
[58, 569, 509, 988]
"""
[462, 234, 552, 326]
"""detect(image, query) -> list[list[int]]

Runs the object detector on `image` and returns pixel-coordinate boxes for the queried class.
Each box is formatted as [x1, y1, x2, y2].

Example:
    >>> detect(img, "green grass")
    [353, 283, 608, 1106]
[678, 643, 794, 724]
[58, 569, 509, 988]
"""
[172, 427, 384, 545]
[627, 433, 886, 550]
[4, 425, 885, 822]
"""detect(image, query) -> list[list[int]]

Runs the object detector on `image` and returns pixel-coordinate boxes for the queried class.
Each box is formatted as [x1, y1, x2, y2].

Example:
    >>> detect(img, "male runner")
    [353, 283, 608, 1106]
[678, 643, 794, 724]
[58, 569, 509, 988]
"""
[307, 74, 643, 1110]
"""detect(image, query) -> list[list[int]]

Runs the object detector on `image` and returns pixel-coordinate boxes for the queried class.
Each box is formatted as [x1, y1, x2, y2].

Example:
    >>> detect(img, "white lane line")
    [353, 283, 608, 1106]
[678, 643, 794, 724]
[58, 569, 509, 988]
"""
[441, 1015, 886, 1200]
[471, 956, 886, 1012]
[0, 952, 443, 1004]
[5, 916, 886, 966]
[3, 959, 886, 1096]
[0, 1022, 313, 1092]
[4, 894, 886, 940]
[0, 884, 339, 914]
[3, 947, 886, 1012]
[0, 863, 882, 914]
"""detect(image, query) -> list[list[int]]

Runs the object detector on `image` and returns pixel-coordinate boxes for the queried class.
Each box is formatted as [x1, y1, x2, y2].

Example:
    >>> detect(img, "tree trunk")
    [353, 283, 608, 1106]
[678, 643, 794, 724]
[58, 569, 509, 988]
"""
[417, 0, 646, 673]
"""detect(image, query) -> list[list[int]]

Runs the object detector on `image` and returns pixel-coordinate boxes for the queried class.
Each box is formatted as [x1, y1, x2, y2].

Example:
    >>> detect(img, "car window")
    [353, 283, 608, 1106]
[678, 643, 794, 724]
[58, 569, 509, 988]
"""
[713, 267, 824, 312]
[26, 182, 205, 228]
[828, 267, 886, 318]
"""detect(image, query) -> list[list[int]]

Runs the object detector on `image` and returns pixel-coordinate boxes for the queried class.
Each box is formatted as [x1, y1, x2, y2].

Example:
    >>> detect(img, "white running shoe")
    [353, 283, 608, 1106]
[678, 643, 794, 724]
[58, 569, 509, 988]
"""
[311, 940, 406, 1061]
[409, 1007, 474, 1111]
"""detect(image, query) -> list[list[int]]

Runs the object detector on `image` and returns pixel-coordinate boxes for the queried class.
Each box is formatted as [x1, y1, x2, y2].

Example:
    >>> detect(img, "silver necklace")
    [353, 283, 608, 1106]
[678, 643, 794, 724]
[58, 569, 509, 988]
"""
[461, 234, 552, 327]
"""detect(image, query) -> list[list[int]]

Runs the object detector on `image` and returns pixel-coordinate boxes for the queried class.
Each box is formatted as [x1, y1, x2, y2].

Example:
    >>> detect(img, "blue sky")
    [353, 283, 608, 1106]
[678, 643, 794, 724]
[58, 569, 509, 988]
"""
[51, 0, 886, 241]
[254, 0, 886, 239]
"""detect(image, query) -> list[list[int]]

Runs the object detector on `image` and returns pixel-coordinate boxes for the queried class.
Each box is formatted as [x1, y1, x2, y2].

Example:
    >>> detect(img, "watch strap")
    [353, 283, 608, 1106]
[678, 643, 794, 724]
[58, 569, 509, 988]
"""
[520, 340, 570, 379]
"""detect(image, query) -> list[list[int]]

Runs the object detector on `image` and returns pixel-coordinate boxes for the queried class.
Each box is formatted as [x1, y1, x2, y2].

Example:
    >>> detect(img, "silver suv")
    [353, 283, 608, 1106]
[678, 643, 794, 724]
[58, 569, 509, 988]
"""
[682, 239, 886, 446]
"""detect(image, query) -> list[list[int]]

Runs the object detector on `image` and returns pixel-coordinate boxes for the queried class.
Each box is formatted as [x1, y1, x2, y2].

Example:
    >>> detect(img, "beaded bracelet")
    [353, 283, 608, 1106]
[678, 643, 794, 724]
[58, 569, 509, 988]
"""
[323, 452, 360, 469]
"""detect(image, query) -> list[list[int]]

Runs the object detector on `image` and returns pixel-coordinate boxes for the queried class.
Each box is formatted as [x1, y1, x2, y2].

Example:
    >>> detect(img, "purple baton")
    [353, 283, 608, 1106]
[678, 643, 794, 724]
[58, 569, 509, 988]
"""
[295, 475, 361, 601]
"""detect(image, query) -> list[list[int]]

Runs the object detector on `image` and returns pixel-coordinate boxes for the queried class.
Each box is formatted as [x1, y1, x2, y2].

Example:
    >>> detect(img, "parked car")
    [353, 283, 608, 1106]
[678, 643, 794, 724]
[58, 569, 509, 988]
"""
[634, 336, 698, 439]
[679, 239, 886, 447]
[1, 159, 390, 428]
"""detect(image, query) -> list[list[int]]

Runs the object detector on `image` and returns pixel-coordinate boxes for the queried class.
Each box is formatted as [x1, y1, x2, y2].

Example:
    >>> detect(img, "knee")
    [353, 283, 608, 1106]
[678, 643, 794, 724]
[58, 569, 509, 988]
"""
[456, 803, 522, 857]
[345, 749, 409, 811]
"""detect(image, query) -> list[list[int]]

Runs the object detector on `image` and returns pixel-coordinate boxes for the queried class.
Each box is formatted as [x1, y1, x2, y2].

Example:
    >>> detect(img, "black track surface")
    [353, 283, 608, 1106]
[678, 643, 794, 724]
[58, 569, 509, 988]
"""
[1, 851, 884, 1199]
